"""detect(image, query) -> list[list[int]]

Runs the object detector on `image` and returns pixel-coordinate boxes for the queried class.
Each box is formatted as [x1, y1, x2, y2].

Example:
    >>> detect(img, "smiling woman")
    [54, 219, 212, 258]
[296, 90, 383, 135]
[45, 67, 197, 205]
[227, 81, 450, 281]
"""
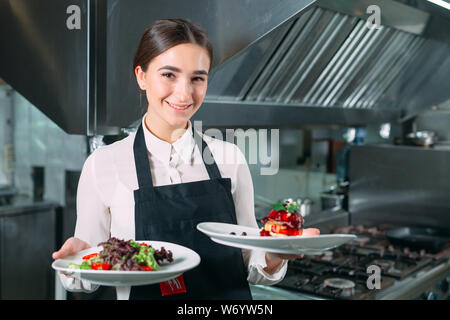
[52, 18, 312, 301]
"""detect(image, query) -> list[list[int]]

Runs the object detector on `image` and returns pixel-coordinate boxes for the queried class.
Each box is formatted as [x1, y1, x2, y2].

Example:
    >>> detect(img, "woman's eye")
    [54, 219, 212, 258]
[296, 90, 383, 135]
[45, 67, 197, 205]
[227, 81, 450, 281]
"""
[162, 72, 175, 78]
[161, 73, 204, 82]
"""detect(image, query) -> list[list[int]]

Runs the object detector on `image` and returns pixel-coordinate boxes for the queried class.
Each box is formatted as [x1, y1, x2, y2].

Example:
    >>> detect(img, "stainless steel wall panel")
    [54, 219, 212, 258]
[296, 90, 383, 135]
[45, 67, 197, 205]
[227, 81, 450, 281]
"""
[349, 144, 450, 229]
[415, 103, 450, 142]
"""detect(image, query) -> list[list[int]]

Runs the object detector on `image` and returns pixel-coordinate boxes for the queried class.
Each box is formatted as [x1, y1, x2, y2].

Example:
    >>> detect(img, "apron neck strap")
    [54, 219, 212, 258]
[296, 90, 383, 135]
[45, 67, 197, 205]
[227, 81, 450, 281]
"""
[133, 123, 222, 188]
[192, 127, 222, 180]
[133, 124, 153, 187]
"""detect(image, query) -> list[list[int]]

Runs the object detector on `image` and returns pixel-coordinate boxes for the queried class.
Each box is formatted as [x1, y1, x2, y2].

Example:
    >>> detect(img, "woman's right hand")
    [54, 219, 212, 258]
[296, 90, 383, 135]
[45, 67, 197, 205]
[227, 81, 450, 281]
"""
[52, 237, 99, 293]
[52, 237, 91, 260]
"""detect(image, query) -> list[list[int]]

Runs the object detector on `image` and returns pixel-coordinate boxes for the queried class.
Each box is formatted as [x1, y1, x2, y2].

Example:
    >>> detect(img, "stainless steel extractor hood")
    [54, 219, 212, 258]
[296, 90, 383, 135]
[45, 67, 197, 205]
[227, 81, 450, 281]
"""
[1, 0, 449, 134]
[196, 0, 450, 128]
[0, 0, 316, 135]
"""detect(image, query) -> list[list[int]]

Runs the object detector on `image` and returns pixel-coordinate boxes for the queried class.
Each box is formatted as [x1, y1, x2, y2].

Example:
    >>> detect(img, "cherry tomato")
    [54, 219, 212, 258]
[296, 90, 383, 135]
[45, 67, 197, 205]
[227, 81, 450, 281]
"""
[140, 265, 152, 271]
[82, 253, 98, 261]
[91, 263, 111, 270]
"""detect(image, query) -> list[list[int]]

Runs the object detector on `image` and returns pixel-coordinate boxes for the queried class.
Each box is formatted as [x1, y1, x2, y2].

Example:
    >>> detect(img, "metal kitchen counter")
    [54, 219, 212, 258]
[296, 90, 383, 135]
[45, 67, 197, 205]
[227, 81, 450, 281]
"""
[376, 258, 450, 300]
[251, 257, 450, 300]
[0, 198, 60, 299]
[250, 284, 325, 300]
[0, 198, 59, 216]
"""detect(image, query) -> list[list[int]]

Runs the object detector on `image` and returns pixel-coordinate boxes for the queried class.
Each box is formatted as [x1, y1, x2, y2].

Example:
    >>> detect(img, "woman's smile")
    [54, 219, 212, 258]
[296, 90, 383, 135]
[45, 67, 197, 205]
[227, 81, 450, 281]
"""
[164, 100, 193, 111]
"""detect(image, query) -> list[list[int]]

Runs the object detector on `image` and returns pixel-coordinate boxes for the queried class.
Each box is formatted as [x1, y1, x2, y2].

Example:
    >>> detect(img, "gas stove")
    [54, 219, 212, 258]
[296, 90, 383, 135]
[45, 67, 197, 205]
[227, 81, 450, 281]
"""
[276, 224, 450, 300]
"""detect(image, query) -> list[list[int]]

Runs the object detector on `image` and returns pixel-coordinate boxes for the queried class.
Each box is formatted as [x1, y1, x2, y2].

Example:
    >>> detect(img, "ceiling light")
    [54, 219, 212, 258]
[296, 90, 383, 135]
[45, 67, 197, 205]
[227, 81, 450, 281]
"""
[427, 0, 450, 10]
[379, 123, 391, 139]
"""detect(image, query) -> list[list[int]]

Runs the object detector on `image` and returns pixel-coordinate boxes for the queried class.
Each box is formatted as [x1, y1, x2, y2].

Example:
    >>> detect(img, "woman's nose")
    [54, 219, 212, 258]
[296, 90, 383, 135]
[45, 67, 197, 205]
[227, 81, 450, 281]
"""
[174, 79, 192, 102]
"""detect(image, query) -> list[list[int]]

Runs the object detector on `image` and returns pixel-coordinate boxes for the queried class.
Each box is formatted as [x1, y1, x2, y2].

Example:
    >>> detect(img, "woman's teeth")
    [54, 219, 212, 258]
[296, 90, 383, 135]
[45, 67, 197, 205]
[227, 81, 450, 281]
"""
[166, 101, 191, 110]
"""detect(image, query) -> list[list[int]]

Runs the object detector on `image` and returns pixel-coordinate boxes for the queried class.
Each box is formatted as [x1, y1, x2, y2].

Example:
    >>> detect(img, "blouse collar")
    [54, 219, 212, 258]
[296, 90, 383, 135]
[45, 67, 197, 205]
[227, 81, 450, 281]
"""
[141, 114, 195, 165]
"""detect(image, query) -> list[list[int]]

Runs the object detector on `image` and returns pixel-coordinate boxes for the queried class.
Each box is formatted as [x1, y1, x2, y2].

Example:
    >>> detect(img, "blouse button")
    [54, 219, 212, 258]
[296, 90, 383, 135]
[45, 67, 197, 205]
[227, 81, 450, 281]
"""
[169, 153, 179, 168]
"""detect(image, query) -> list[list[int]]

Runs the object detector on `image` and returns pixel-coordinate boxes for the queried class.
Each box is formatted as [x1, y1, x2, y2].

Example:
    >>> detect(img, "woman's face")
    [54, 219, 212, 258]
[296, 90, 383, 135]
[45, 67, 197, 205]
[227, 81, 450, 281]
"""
[135, 43, 210, 129]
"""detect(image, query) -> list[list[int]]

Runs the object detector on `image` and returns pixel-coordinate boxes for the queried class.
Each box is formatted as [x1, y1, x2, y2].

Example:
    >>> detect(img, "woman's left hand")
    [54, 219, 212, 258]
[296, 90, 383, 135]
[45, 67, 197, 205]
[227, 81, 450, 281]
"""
[263, 228, 320, 274]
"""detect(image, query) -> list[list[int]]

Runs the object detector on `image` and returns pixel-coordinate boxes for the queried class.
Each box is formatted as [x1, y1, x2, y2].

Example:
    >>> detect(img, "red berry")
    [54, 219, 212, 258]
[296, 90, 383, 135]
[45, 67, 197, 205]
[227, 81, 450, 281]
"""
[268, 210, 278, 219]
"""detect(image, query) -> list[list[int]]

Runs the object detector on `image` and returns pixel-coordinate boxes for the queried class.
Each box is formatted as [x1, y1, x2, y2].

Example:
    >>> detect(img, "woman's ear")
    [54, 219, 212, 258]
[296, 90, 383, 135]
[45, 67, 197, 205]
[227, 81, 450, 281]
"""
[135, 66, 146, 91]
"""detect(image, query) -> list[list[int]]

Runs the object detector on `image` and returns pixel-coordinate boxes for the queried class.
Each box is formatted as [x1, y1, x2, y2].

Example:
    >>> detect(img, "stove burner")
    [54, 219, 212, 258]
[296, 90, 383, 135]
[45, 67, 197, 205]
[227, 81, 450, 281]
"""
[277, 224, 444, 299]
[372, 259, 395, 271]
[321, 251, 334, 262]
[324, 278, 355, 289]
[323, 278, 356, 297]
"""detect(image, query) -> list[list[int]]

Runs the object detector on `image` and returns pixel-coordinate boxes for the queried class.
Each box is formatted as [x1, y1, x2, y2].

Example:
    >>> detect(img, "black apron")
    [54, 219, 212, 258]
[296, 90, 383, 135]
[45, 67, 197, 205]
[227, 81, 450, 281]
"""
[129, 124, 252, 300]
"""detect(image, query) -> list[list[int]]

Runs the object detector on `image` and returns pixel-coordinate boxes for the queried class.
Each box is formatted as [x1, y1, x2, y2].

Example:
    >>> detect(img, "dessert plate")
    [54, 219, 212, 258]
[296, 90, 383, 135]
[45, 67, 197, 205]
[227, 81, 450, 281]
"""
[197, 222, 356, 255]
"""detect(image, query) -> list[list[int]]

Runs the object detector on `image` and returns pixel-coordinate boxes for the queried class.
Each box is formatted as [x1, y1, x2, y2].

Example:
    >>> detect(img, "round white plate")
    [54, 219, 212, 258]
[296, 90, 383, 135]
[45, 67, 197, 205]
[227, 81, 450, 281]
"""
[52, 241, 200, 286]
[197, 222, 356, 255]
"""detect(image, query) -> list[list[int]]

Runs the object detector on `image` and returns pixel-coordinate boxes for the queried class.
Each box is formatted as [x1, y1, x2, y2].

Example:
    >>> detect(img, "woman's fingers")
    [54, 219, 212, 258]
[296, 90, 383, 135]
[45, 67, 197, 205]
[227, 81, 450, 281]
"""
[303, 228, 320, 236]
[268, 253, 304, 261]
[52, 237, 90, 259]
[276, 253, 305, 260]
[52, 239, 74, 259]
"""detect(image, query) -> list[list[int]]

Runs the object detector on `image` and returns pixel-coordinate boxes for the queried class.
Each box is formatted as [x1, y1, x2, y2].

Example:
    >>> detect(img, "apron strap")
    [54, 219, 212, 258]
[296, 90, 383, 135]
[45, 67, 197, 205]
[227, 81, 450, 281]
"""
[192, 127, 222, 180]
[133, 123, 223, 188]
[133, 124, 154, 187]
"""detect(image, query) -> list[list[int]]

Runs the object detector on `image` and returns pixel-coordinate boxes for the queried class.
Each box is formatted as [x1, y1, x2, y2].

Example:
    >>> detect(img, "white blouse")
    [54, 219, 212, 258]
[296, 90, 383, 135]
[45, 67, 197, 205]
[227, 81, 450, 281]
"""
[60, 115, 287, 299]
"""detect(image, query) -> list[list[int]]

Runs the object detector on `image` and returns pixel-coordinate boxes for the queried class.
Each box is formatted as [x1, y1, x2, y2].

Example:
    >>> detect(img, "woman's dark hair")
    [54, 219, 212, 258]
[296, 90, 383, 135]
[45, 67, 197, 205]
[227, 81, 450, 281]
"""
[133, 18, 213, 73]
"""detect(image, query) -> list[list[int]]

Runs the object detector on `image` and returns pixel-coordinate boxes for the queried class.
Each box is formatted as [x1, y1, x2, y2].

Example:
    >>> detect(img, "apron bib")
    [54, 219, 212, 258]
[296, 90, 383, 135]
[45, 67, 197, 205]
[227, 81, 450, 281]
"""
[129, 124, 252, 300]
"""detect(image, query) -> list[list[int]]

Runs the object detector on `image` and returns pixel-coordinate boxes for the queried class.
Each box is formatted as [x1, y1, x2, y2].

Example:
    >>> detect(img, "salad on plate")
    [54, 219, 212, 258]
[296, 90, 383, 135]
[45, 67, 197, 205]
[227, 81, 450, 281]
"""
[68, 237, 173, 271]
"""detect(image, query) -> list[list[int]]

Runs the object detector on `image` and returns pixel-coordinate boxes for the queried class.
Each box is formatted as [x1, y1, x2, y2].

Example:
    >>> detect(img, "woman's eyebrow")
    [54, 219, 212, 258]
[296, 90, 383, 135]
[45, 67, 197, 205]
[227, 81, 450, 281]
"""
[194, 70, 208, 76]
[157, 65, 208, 76]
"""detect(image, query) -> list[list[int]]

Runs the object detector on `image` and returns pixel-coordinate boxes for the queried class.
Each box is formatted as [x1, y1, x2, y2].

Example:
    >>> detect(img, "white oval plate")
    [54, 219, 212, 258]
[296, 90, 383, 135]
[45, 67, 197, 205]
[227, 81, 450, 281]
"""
[197, 222, 356, 255]
[52, 241, 200, 286]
